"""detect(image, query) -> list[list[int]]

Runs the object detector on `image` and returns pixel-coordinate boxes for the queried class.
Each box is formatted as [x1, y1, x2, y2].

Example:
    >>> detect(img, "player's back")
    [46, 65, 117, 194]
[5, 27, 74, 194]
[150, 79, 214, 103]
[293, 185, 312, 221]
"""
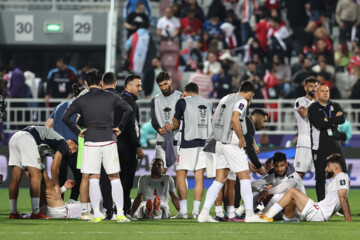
[294, 96, 313, 148]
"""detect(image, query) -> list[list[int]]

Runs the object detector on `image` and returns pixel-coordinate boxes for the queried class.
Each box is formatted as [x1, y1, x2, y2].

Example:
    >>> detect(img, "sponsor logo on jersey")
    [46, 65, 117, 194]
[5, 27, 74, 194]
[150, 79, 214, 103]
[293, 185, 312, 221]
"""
[340, 179, 346, 186]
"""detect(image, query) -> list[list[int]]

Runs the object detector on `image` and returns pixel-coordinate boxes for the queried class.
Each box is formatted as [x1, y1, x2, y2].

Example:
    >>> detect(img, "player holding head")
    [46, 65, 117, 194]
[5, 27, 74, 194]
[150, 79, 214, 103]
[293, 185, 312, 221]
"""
[261, 153, 351, 222]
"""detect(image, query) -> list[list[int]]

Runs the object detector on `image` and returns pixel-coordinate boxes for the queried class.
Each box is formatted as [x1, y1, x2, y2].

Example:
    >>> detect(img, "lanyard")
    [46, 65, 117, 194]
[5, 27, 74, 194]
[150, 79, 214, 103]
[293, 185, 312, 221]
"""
[318, 102, 331, 118]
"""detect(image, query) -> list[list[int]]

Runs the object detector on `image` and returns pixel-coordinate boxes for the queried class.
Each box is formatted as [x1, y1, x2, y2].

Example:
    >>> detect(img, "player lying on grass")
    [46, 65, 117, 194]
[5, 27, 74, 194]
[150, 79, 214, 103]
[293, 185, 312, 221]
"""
[235, 152, 305, 220]
[130, 158, 180, 219]
[261, 153, 351, 222]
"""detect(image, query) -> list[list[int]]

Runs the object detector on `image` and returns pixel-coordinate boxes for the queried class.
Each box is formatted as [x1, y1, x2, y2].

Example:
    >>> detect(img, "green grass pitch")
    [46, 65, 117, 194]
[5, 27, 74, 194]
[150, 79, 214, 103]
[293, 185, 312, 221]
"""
[0, 188, 359, 240]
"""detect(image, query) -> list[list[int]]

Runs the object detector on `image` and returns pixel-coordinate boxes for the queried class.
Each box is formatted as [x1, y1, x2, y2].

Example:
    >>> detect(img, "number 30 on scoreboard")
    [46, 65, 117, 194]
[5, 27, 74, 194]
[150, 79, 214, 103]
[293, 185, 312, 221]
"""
[73, 15, 93, 42]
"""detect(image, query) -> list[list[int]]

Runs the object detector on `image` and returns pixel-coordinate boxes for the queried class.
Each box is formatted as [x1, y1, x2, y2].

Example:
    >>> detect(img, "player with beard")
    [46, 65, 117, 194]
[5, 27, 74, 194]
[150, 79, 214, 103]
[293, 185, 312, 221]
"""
[130, 159, 180, 219]
[261, 154, 351, 222]
[294, 76, 318, 179]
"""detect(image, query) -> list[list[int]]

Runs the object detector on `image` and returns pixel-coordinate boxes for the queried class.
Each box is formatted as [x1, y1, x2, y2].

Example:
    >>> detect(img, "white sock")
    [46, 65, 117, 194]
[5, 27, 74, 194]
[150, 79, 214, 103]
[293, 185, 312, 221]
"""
[89, 178, 102, 218]
[31, 198, 40, 214]
[200, 181, 223, 216]
[235, 203, 245, 216]
[111, 179, 124, 216]
[193, 200, 201, 214]
[179, 200, 187, 214]
[9, 199, 17, 213]
[266, 203, 283, 219]
[240, 179, 254, 217]
[81, 203, 88, 213]
[215, 205, 224, 217]
[227, 206, 235, 219]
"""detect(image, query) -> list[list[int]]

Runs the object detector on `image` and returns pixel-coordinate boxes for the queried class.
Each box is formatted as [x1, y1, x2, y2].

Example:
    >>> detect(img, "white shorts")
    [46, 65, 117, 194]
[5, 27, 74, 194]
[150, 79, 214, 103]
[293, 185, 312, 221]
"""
[294, 147, 314, 173]
[176, 147, 206, 171]
[300, 199, 325, 222]
[47, 201, 81, 219]
[135, 201, 170, 219]
[8, 131, 42, 170]
[155, 145, 179, 167]
[227, 171, 236, 181]
[203, 151, 216, 178]
[216, 141, 249, 173]
[81, 141, 120, 174]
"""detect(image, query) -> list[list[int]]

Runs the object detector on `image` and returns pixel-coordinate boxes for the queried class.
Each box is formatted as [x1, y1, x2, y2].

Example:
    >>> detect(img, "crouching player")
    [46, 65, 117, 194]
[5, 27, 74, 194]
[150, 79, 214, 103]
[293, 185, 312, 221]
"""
[261, 154, 351, 222]
[130, 159, 180, 219]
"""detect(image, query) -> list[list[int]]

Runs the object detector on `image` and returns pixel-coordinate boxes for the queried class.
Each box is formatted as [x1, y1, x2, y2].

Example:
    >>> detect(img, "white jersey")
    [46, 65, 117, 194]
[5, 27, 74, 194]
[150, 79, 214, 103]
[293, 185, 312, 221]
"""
[137, 175, 175, 206]
[294, 96, 314, 148]
[318, 172, 350, 221]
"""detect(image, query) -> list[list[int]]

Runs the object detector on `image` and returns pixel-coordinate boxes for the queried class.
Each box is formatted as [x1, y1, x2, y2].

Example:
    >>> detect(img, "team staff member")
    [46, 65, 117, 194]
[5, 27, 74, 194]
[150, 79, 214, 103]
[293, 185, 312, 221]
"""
[100, 73, 144, 218]
[63, 68, 133, 223]
[150, 71, 182, 166]
[308, 83, 345, 201]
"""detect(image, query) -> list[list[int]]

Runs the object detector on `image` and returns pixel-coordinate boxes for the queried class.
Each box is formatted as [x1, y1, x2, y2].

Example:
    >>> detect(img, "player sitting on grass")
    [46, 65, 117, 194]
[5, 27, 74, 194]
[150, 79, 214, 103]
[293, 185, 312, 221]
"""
[235, 152, 305, 220]
[130, 159, 180, 219]
[261, 153, 351, 222]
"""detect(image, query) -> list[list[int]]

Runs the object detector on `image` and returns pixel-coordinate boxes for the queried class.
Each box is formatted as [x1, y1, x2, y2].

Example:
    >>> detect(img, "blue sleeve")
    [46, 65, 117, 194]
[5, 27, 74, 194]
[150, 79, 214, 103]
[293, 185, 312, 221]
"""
[50, 111, 54, 119]
[123, 0, 130, 19]
[57, 139, 68, 156]
[173, 99, 186, 120]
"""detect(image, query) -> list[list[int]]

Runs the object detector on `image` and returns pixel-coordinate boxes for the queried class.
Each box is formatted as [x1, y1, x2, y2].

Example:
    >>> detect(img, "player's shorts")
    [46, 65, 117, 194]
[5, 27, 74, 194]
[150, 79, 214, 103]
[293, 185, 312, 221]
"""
[135, 201, 170, 219]
[76, 135, 84, 170]
[81, 141, 120, 174]
[294, 147, 314, 173]
[47, 201, 81, 219]
[227, 171, 236, 181]
[176, 147, 206, 171]
[203, 151, 216, 178]
[300, 199, 325, 222]
[155, 144, 179, 167]
[8, 131, 42, 170]
[215, 141, 249, 173]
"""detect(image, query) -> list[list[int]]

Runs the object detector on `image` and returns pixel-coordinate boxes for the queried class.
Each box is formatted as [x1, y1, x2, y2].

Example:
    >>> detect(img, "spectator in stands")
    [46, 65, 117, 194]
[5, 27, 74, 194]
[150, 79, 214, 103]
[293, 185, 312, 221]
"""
[312, 57, 335, 78]
[334, 42, 352, 71]
[211, 62, 232, 99]
[8, 59, 26, 98]
[224, 0, 239, 11]
[157, 8, 180, 41]
[235, 0, 259, 45]
[241, 61, 265, 102]
[266, 16, 290, 60]
[125, 2, 150, 38]
[291, 52, 306, 75]
[125, 22, 156, 75]
[143, 56, 163, 99]
[291, 58, 316, 98]
[178, 40, 202, 74]
[202, 15, 223, 44]
[77, 62, 90, 88]
[257, 133, 275, 148]
[223, 10, 241, 48]
[305, 0, 326, 22]
[255, 6, 270, 53]
[253, 53, 266, 79]
[349, 65, 360, 122]
[220, 22, 239, 50]
[263, 64, 280, 121]
[171, 3, 181, 18]
[283, 0, 308, 30]
[336, 0, 360, 42]
[207, 0, 227, 22]
[189, 62, 212, 98]
[329, 78, 342, 99]
[219, 51, 244, 89]
[180, 10, 202, 42]
[180, 0, 205, 22]
[45, 57, 76, 102]
[312, 27, 333, 62]
[316, 72, 331, 90]
[123, 0, 151, 20]
[273, 54, 291, 97]
[203, 52, 221, 78]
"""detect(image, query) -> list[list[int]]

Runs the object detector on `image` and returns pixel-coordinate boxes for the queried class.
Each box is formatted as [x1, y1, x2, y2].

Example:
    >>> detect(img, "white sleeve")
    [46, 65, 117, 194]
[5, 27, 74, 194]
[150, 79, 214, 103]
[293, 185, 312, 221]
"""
[294, 98, 305, 110]
[156, 18, 163, 29]
[174, 18, 180, 28]
[233, 99, 248, 116]
[137, 176, 145, 194]
[168, 176, 175, 193]
[336, 174, 349, 190]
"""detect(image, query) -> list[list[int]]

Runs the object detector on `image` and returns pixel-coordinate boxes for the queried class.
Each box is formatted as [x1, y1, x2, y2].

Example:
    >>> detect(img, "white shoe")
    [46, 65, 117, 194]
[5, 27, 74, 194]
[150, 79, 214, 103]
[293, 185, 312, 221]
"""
[197, 213, 218, 223]
[111, 213, 117, 221]
[80, 213, 94, 220]
[245, 214, 269, 223]
[99, 211, 106, 220]
[192, 212, 199, 219]
[171, 212, 189, 219]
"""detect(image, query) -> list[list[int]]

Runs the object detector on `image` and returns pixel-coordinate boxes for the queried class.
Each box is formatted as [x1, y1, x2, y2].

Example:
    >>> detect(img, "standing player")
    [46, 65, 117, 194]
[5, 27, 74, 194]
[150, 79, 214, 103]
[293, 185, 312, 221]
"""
[63, 68, 133, 223]
[197, 81, 266, 223]
[150, 71, 182, 167]
[261, 154, 351, 222]
[130, 159, 180, 219]
[165, 82, 212, 219]
[294, 76, 318, 179]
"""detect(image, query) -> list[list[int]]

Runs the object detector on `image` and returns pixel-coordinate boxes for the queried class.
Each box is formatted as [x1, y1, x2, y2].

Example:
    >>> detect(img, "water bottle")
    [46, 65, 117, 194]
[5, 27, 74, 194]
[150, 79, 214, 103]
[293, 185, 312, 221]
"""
[280, 218, 300, 223]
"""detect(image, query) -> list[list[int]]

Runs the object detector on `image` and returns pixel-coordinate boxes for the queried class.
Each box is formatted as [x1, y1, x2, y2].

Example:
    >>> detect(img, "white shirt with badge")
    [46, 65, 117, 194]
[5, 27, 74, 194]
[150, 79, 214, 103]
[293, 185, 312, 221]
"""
[294, 96, 314, 148]
[318, 172, 350, 221]
[137, 175, 175, 206]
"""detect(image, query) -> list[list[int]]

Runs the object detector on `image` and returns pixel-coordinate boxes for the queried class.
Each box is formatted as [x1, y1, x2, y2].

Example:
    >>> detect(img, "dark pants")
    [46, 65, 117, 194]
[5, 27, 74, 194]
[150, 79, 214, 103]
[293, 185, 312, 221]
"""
[339, 20, 354, 42]
[59, 153, 82, 200]
[312, 145, 343, 201]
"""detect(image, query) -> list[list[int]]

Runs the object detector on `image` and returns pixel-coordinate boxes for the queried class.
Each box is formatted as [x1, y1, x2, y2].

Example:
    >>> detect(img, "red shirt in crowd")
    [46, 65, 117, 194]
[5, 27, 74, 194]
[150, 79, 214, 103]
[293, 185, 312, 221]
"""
[180, 17, 202, 35]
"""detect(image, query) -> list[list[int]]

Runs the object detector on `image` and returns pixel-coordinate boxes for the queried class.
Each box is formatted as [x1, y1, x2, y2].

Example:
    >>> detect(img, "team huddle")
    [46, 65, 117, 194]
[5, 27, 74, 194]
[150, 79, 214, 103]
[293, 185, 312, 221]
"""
[7, 69, 351, 223]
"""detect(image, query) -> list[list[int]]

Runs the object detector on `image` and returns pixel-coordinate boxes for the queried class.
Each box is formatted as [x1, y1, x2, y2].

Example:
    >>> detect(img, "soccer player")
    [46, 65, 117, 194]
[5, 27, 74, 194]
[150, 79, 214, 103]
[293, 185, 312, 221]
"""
[63, 68, 133, 223]
[197, 81, 267, 223]
[165, 82, 212, 219]
[235, 152, 305, 219]
[150, 71, 182, 168]
[294, 76, 318, 179]
[8, 126, 78, 219]
[130, 159, 180, 219]
[261, 153, 351, 222]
